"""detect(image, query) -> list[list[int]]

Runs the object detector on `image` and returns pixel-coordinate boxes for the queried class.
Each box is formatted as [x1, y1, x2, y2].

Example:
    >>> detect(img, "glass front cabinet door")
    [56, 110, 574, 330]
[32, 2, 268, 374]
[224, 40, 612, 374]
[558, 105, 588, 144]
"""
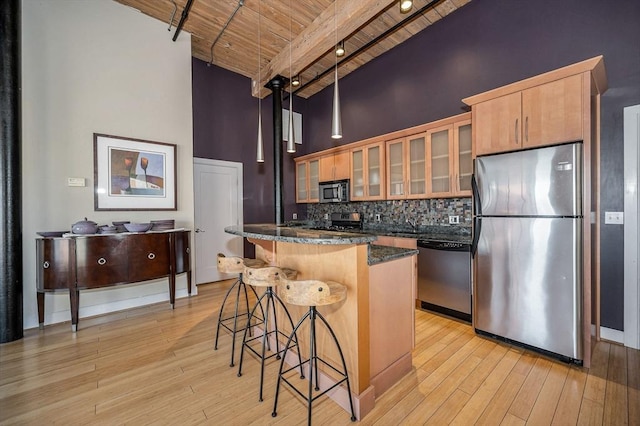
[295, 159, 320, 203]
[386, 134, 426, 199]
[351, 142, 385, 201]
[427, 125, 452, 197]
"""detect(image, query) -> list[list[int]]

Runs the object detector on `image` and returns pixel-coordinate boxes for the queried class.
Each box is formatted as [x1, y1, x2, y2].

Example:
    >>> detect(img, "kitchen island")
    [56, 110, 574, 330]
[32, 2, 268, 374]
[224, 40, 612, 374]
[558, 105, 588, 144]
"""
[224, 224, 417, 420]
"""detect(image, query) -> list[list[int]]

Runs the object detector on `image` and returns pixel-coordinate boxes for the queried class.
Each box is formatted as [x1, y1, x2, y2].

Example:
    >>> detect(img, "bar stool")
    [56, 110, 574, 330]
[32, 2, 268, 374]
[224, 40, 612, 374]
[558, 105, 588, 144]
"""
[237, 265, 304, 402]
[272, 278, 356, 425]
[214, 253, 265, 367]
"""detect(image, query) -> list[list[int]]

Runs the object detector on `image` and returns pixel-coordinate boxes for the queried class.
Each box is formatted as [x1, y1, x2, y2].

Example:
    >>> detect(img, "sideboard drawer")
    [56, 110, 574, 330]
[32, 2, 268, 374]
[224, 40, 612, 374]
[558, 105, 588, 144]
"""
[36, 238, 72, 291]
[75, 236, 128, 288]
[129, 233, 170, 282]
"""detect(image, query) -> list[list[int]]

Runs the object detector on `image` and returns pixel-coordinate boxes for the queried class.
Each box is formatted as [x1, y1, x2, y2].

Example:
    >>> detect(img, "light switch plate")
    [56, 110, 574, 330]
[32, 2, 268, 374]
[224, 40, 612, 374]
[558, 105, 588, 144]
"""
[67, 177, 86, 187]
[604, 211, 624, 225]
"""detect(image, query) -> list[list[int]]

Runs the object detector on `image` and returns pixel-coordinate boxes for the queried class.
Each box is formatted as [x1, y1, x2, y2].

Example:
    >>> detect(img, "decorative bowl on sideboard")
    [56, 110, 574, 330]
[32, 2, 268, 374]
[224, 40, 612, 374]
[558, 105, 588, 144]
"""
[36, 231, 67, 238]
[123, 223, 152, 233]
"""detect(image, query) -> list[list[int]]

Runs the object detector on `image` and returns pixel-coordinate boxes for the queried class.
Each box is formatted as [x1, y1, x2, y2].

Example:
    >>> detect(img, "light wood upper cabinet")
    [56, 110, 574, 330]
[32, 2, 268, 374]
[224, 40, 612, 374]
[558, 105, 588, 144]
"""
[427, 125, 453, 197]
[425, 119, 472, 198]
[319, 151, 349, 182]
[454, 120, 473, 195]
[386, 134, 427, 199]
[473, 92, 521, 155]
[295, 158, 319, 203]
[350, 142, 385, 201]
[473, 74, 584, 156]
[522, 74, 583, 147]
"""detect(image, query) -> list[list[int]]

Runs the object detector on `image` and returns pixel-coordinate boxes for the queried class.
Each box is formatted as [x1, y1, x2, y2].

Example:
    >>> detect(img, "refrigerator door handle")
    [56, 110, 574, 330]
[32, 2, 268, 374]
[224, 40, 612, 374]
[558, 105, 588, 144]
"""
[471, 217, 481, 258]
[471, 173, 481, 217]
[471, 173, 481, 257]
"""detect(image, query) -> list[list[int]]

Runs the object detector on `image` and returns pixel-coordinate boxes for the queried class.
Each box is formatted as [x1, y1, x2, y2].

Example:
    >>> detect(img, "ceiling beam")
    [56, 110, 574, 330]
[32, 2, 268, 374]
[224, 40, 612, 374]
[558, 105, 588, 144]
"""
[251, 0, 395, 98]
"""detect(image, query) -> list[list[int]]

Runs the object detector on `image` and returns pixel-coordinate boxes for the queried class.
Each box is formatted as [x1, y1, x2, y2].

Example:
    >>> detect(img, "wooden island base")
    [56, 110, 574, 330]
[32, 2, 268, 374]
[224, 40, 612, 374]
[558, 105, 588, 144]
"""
[243, 232, 416, 420]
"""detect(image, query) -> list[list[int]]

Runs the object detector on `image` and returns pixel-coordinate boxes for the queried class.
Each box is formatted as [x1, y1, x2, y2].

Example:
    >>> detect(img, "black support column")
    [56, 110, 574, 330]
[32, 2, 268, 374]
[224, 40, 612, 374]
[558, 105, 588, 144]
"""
[0, 0, 23, 343]
[266, 76, 286, 225]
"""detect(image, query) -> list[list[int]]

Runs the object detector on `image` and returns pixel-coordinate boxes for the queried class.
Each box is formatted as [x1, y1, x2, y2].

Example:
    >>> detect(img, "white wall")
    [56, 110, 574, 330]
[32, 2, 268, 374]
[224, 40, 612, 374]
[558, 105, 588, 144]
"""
[21, 0, 194, 329]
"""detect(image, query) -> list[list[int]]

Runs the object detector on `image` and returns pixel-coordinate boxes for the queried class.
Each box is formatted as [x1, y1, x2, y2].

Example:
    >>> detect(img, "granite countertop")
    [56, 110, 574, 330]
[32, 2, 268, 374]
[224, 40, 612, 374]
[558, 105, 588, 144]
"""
[368, 244, 418, 265]
[369, 230, 472, 244]
[284, 221, 472, 244]
[224, 224, 377, 245]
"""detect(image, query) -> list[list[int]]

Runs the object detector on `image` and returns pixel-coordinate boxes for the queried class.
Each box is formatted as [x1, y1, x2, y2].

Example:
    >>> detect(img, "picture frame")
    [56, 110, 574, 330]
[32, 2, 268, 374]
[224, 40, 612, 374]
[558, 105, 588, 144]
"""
[94, 133, 177, 211]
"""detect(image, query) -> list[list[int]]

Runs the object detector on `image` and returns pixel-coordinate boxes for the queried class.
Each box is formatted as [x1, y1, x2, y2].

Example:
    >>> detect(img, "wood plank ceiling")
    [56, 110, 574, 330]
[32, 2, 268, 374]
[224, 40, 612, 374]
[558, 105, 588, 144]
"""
[115, 0, 472, 98]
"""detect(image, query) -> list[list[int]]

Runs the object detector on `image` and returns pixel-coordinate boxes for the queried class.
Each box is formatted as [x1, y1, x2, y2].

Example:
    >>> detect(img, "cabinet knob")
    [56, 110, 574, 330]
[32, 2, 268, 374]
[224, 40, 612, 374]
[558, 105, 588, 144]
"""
[186, 247, 190, 254]
[43, 261, 50, 269]
[148, 253, 156, 260]
[97, 257, 107, 265]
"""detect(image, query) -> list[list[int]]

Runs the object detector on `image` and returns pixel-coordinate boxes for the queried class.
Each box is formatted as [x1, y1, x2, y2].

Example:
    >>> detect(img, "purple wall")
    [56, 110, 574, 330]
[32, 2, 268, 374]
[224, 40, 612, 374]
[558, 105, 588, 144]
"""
[192, 61, 305, 255]
[193, 0, 640, 330]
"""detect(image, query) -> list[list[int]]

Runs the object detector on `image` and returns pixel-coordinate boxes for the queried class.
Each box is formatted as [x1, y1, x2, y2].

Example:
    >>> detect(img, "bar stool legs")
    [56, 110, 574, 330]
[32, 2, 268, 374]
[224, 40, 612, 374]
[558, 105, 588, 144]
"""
[237, 266, 304, 402]
[214, 254, 265, 367]
[272, 279, 356, 425]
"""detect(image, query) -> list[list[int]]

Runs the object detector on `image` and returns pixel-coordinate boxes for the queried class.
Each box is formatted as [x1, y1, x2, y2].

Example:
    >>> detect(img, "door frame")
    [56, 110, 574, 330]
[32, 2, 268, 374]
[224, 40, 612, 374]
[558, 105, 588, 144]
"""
[193, 157, 244, 284]
[624, 104, 640, 349]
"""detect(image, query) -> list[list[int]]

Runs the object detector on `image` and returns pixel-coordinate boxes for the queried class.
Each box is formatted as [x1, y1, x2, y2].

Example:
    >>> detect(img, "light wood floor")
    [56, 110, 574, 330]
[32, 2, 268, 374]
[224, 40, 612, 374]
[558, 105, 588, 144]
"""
[1, 280, 638, 425]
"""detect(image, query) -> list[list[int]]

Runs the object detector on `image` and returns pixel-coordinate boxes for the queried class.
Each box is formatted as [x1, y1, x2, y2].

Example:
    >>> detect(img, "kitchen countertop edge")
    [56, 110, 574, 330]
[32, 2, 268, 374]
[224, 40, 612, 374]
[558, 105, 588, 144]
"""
[225, 224, 377, 245]
[368, 245, 419, 265]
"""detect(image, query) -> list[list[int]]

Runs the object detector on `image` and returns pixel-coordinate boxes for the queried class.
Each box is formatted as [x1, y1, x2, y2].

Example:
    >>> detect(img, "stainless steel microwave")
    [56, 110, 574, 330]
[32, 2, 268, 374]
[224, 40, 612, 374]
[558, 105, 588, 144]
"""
[319, 180, 349, 203]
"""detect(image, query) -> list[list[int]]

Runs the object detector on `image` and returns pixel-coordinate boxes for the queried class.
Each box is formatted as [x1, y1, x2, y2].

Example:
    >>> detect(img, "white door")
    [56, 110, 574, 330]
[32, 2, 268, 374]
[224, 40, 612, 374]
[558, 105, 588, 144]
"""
[194, 158, 244, 284]
[624, 104, 640, 349]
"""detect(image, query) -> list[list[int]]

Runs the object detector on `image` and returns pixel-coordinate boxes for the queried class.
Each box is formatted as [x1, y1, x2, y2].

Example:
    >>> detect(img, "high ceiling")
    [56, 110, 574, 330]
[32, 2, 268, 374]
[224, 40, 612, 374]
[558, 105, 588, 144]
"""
[115, 0, 472, 98]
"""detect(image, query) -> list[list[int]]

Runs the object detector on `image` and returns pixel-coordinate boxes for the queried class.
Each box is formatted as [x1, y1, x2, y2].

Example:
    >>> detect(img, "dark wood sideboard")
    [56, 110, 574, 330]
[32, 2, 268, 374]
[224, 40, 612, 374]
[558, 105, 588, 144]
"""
[36, 230, 191, 331]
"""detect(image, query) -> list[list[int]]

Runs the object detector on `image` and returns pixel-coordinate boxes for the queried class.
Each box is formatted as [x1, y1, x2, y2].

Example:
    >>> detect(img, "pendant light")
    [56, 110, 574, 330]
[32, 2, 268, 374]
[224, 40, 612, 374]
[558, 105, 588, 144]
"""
[286, 0, 296, 153]
[400, 0, 413, 13]
[335, 40, 345, 57]
[256, 0, 264, 162]
[331, 0, 342, 140]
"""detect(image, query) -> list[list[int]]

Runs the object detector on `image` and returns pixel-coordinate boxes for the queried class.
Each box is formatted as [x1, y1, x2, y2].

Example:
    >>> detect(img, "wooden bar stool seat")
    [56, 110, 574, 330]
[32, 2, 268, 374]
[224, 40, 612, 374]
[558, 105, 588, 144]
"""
[272, 279, 356, 425]
[237, 266, 304, 402]
[214, 253, 265, 367]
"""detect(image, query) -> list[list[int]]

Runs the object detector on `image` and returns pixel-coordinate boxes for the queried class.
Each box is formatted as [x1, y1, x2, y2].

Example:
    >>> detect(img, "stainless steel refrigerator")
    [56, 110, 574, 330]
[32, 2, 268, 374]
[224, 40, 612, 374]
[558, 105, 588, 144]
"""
[472, 142, 583, 363]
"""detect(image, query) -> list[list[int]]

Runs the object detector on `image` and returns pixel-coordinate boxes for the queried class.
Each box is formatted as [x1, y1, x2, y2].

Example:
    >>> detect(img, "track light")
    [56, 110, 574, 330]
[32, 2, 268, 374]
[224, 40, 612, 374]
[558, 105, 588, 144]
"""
[400, 0, 413, 13]
[335, 40, 345, 57]
[291, 75, 300, 87]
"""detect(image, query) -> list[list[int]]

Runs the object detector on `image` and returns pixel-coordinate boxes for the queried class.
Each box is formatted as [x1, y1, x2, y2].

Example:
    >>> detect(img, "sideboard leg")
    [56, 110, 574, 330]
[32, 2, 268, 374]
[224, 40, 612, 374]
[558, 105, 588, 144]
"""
[37, 291, 45, 329]
[69, 289, 79, 332]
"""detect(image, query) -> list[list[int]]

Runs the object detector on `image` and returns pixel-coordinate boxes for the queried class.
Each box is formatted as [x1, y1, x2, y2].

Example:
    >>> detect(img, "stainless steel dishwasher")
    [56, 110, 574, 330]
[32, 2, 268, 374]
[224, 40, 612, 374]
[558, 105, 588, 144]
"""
[417, 240, 472, 322]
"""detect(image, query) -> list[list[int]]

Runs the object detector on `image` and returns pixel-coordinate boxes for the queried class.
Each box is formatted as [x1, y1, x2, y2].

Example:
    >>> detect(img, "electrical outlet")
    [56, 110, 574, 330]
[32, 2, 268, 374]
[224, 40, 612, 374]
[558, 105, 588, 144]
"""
[292, 213, 297, 220]
[375, 214, 381, 222]
[448, 215, 459, 224]
[324, 213, 329, 220]
[604, 211, 623, 225]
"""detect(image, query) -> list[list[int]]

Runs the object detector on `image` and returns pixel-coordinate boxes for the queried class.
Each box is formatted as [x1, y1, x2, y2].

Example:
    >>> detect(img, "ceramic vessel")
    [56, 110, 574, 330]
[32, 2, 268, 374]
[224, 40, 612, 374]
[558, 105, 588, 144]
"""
[71, 218, 98, 234]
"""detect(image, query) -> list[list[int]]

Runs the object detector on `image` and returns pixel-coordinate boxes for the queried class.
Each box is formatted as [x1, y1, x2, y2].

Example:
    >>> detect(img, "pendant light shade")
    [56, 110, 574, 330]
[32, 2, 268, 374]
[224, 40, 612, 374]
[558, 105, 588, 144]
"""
[331, 68, 342, 139]
[287, 95, 296, 153]
[400, 0, 413, 13]
[256, 113, 264, 162]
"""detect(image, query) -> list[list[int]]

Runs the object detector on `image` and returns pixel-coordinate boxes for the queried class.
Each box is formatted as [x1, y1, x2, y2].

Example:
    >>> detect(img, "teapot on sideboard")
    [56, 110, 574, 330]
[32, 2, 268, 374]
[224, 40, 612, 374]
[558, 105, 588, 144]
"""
[71, 217, 98, 234]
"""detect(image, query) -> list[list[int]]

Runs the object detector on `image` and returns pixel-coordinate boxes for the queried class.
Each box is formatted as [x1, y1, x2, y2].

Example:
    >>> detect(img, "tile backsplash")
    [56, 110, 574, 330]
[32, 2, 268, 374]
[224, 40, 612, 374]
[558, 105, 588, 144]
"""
[306, 198, 472, 232]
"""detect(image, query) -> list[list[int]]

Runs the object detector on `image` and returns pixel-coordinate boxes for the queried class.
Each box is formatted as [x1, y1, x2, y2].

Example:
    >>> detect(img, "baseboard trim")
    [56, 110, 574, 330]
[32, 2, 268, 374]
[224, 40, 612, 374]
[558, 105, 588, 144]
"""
[600, 326, 624, 344]
[38, 288, 193, 329]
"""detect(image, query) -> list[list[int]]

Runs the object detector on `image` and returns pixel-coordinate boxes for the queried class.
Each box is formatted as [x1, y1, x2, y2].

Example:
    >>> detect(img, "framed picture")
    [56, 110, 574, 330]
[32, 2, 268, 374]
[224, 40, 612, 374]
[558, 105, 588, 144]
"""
[94, 133, 177, 211]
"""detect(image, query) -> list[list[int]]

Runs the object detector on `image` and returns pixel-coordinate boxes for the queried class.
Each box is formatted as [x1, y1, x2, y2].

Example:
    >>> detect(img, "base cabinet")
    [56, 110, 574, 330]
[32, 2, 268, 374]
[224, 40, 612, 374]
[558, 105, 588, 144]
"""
[36, 230, 191, 331]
